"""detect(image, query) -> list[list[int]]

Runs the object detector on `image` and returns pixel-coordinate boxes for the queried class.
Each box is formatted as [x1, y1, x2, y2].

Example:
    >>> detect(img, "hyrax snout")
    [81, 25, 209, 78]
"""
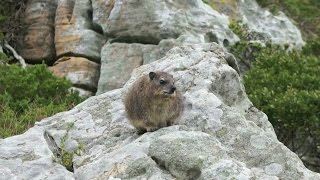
[124, 71, 183, 133]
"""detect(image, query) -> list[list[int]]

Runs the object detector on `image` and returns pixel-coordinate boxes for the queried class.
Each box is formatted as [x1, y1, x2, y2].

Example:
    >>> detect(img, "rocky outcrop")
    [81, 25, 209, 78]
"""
[16, 0, 305, 96]
[49, 56, 100, 94]
[97, 32, 240, 94]
[17, 0, 57, 63]
[0, 127, 74, 179]
[1, 43, 319, 179]
[55, 0, 106, 62]
[97, 39, 177, 93]
[238, 0, 304, 48]
[94, 0, 239, 45]
[206, 0, 304, 47]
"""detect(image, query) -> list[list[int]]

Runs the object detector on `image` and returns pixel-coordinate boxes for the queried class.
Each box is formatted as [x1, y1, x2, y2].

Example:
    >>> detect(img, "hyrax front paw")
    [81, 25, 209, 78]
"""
[146, 127, 159, 132]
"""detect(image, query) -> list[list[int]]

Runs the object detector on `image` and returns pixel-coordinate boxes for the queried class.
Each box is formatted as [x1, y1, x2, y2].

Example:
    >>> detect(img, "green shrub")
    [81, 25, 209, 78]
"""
[302, 38, 320, 56]
[0, 0, 27, 44]
[228, 21, 265, 72]
[243, 46, 320, 170]
[0, 64, 83, 138]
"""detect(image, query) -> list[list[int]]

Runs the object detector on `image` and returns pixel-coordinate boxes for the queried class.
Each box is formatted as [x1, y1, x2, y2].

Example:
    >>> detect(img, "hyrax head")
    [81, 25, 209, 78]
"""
[149, 71, 176, 96]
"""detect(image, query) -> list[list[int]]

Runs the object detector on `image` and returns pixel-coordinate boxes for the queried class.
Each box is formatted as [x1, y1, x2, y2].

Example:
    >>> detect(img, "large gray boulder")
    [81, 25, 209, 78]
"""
[93, 0, 239, 45]
[1, 43, 318, 179]
[238, 0, 304, 48]
[97, 33, 215, 94]
[203, 0, 304, 48]
[55, 0, 106, 62]
[97, 39, 177, 94]
[17, 0, 57, 63]
[95, 0, 306, 94]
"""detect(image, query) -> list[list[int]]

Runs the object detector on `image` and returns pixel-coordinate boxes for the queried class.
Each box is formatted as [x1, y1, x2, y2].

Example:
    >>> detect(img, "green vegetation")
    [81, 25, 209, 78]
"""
[256, 0, 320, 39]
[0, 64, 83, 138]
[53, 122, 84, 172]
[0, 0, 27, 43]
[229, 19, 320, 171]
[228, 21, 265, 72]
[244, 46, 320, 141]
[243, 45, 320, 170]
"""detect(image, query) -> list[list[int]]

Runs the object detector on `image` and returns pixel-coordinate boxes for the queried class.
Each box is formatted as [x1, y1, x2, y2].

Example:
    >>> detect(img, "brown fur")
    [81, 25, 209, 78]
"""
[124, 71, 183, 133]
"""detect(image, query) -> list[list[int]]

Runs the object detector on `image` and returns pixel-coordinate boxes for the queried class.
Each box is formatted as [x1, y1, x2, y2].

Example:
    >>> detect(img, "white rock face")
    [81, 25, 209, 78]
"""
[1, 43, 319, 179]
[93, 0, 239, 45]
[239, 0, 304, 48]
[97, 35, 211, 94]
[0, 127, 74, 180]
[97, 42, 168, 93]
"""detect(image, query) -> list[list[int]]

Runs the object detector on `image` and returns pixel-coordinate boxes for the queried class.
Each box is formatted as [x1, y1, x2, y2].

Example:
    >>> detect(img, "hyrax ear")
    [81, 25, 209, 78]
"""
[149, 72, 156, 80]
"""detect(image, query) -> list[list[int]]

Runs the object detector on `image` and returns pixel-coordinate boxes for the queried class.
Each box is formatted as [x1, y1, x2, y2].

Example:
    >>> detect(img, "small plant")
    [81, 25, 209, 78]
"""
[228, 21, 265, 72]
[0, 51, 9, 64]
[53, 122, 84, 172]
[229, 20, 248, 40]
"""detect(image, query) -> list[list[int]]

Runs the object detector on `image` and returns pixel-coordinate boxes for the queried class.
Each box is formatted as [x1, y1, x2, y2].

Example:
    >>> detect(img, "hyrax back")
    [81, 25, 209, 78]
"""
[124, 71, 183, 133]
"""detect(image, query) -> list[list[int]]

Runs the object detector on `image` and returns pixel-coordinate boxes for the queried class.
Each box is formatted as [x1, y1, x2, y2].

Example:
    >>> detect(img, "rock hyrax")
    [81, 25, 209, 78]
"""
[124, 71, 183, 133]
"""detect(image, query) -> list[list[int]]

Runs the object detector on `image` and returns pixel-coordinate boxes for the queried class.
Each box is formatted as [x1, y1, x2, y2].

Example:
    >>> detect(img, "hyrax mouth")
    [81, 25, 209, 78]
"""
[163, 91, 176, 96]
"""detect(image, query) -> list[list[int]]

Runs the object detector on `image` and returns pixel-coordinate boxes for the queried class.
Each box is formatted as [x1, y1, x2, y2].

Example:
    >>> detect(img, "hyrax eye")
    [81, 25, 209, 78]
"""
[160, 80, 166, 85]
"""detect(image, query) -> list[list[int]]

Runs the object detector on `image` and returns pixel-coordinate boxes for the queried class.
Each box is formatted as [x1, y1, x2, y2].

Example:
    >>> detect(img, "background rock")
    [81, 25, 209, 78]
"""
[49, 56, 100, 93]
[14, 0, 305, 96]
[238, 0, 304, 47]
[206, 0, 304, 47]
[97, 40, 177, 94]
[17, 0, 57, 63]
[94, 0, 239, 45]
[1, 43, 319, 179]
[55, 0, 106, 63]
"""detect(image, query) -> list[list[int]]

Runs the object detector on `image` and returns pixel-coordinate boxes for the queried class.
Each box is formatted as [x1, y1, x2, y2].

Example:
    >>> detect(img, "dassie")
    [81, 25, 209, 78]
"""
[124, 71, 183, 133]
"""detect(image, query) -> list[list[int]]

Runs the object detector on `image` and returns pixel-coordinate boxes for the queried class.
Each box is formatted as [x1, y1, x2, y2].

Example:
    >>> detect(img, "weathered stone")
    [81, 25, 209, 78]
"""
[202, 0, 238, 19]
[203, 0, 304, 48]
[17, 0, 57, 63]
[70, 87, 94, 97]
[0, 127, 74, 179]
[93, 0, 238, 45]
[97, 43, 143, 93]
[239, 0, 304, 48]
[1, 43, 318, 179]
[97, 40, 177, 94]
[97, 35, 214, 94]
[55, 0, 106, 62]
[49, 56, 100, 92]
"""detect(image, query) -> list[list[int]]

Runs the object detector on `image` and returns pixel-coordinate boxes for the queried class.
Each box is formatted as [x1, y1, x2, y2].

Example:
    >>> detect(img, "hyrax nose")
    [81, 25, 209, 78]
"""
[170, 86, 176, 93]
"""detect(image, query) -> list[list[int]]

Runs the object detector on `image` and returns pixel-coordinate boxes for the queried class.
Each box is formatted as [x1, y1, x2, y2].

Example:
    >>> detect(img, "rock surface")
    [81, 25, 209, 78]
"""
[17, 0, 57, 63]
[1, 43, 319, 179]
[238, 0, 304, 48]
[55, 0, 106, 62]
[49, 56, 100, 93]
[94, 0, 239, 45]
[0, 127, 74, 179]
[206, 0, 305, 47]
[97, 40, 177, 93]
[16, 0, 306, 96]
